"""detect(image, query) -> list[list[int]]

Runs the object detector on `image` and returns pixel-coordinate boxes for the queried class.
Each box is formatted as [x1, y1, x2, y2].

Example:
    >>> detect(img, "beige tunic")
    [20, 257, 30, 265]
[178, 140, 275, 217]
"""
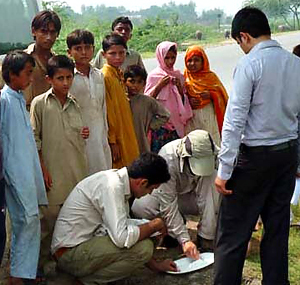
[30, 89, 88, 205]
[129, 94, 170, 153]
[70, 67, 112, 174]
[23, 43, 52, 109]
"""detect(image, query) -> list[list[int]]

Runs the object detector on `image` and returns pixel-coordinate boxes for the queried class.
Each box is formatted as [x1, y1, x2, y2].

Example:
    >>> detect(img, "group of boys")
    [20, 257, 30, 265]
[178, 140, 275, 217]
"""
[0, 9, 219, 285]
[0, 9, 175, 284]
[1, 6, 300, 285]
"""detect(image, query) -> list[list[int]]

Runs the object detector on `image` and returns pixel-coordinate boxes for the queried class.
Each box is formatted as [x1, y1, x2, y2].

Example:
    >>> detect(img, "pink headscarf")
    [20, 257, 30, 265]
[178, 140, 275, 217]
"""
[145, 41, 192, 137]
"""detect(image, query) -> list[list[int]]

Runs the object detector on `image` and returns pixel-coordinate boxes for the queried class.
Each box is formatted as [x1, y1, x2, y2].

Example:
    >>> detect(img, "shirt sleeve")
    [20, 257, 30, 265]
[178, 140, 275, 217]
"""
[93, 50, 104, 70]
[137, 53, 146, 71]
[100, 176, 140, 248]
[104, 75, 118, 144]
[149, 98, 170, 130]
[29, 97, 42, 151]
[297, 115, 300, 173]
[153, 163, 190, 244]
[217, 60, 254, 180]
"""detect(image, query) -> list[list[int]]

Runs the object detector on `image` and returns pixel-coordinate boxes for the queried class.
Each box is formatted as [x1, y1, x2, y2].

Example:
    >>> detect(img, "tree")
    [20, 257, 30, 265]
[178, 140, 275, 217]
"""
[244, 0, 300, 29]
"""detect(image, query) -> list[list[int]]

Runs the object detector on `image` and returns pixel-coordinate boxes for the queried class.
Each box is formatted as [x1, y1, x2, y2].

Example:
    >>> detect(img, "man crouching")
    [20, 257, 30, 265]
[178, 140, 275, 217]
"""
[51, 152, 176, 284]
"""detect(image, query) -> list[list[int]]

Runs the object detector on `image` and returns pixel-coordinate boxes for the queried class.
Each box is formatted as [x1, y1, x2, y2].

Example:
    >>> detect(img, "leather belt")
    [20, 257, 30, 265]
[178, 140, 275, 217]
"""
[240, 140, 297, 153]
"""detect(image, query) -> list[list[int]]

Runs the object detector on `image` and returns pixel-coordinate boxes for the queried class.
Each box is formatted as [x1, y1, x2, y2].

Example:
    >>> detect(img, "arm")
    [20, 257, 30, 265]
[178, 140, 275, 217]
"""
[138, 217, 167, 241]
[146, 257, 177, 272]
[149, 76, 170, 98]
[297, 114, 300, 176]
[100, 177, 140, 248]
[93, 49, 104, 70]
[30, 98, 52, 190]
[216, 61, 254, 193]
[137, 53, 146, 73]
[149, 98, 170, 131]
[103, 75, 121, 162]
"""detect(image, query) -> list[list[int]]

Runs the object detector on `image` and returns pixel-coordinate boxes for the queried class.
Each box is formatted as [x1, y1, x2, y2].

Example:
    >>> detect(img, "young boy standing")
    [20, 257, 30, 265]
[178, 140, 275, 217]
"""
[102, 34, 139, 168]
[93, 16, 145, 71]
[30, 55, 89, 269]
[67, 29, 112, 174]
[24, 10, 61, 109]
[124, 65, 170, 153]
[0, 50, 48, 284]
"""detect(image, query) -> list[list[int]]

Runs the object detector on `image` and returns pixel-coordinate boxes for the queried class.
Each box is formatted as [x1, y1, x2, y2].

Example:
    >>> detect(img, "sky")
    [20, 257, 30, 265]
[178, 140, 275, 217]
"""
[63, 0, 245, 16]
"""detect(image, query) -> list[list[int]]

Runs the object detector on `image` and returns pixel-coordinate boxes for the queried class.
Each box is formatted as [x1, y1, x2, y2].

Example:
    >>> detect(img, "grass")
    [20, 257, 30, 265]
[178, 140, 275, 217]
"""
[242, 204, 300, 284]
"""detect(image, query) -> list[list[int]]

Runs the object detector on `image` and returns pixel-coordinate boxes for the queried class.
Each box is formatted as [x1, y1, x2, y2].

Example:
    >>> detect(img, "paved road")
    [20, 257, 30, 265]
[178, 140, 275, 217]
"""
[144, 31, 300, 93]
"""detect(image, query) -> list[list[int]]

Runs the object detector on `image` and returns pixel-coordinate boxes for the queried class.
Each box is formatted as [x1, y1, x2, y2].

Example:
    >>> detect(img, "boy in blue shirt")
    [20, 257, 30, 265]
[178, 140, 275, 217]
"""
[0, 50, 48, 284]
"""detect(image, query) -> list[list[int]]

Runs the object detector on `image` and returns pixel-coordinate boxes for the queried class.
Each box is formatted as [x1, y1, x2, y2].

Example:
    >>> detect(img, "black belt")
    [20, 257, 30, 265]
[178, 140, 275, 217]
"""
[240, 140, 297, 153]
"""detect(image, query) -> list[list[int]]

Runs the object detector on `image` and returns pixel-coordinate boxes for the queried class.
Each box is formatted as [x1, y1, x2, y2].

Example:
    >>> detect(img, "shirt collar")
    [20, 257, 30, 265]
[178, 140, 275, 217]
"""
[117, 167, 131, 197]
[249, 39, 281, 55]
[45, 88, 77, 106]
[74, 65, 93, 76]
[2, 85, 24, 99]
[24, 43, 36, 54]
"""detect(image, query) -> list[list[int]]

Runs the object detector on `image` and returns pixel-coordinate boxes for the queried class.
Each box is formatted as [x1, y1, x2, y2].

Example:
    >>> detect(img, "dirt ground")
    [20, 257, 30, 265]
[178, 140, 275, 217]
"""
[0, 218, 216, 285]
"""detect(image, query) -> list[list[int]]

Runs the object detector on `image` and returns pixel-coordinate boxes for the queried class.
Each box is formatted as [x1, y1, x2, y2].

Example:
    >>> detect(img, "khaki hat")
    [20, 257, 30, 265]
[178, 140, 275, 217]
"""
[179, 130, 219, 176]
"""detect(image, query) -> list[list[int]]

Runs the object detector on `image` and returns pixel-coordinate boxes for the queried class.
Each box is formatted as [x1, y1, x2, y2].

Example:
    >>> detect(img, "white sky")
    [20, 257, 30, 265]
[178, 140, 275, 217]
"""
[63, 0, 244, 16]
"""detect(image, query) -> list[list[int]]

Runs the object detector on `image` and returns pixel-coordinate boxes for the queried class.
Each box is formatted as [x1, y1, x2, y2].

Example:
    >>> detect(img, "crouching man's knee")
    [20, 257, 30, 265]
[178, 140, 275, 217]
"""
[133, 239, 154, 264]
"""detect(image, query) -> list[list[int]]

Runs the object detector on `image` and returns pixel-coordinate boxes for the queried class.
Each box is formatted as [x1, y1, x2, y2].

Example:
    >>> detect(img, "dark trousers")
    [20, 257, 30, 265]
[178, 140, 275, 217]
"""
[213, 143, 297, 285]
[0, 178, 6, 263]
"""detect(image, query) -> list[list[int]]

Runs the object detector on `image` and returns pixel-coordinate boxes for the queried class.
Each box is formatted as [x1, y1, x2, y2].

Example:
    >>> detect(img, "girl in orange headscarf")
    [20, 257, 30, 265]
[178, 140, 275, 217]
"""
[184, 45, 228, 146]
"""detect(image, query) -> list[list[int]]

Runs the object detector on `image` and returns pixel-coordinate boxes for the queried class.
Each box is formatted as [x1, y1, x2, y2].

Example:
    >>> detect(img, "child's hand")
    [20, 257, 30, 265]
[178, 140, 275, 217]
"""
[172, 77, 181, 87]
[110, 143, 121, 162]
[42, 168, 52, 191]
[173, 77, 184, 97]
[81, 126, 89, 139]
[158, 75, 170, 89]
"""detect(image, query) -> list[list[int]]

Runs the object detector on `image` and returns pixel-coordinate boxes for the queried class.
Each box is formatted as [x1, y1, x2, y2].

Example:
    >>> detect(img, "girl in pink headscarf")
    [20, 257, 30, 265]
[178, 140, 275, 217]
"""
[145, 41, 192, 152]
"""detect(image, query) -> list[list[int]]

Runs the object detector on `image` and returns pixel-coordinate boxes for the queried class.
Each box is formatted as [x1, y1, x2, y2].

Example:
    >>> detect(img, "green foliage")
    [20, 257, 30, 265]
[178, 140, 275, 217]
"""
[41, 1, 225, 56]
[244, 0, 300, 29]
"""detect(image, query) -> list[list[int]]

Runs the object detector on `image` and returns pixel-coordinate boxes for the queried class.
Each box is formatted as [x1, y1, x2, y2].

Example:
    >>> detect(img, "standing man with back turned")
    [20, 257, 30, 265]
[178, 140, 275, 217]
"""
[214, 7, 300, 285]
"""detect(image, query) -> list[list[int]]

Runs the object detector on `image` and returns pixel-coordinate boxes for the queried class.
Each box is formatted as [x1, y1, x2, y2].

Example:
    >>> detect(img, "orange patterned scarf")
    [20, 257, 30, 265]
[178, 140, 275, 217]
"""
[184, 45, 228, 133]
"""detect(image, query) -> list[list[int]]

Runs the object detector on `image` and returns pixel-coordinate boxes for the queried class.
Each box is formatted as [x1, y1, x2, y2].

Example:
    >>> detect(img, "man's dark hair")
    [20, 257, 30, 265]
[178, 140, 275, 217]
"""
[67, 29, 94, 49]
[102, 34, 127, 52]
[31, 10, 61, 36]
[46, 55, 75, 78]
[128, 152, 170, 185]
[293, 44, 300, 58]
[111, 16, 133, 31]
[124, 65, 147, 82]
[2, 50, 35, 84]
[231, 7, 271, 40]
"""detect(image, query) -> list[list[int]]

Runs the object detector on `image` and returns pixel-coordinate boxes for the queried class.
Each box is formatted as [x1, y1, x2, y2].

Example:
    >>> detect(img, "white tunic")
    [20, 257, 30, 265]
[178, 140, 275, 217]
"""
[70, 67, 112, 174]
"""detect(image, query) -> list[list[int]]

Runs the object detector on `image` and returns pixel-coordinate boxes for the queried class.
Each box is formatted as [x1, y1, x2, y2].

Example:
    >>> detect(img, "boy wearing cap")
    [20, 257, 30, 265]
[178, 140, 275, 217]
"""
[132, 130, 220, 260]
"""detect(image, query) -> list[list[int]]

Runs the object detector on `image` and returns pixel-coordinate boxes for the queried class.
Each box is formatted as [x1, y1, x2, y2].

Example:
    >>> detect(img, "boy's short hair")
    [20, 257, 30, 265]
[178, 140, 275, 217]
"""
[67, 29, 94, 49]
[102, 34, 128, 52]
[124, 65, 147, 82]
[32, 10, 61, 36]
[46, 55, 75, 78]
[231, 7, 271, 40]
[128, 152, 170, 185]
[2, 50, 35, 84]
[111, 16, 133, 31]
[293, 44, 300, 58]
